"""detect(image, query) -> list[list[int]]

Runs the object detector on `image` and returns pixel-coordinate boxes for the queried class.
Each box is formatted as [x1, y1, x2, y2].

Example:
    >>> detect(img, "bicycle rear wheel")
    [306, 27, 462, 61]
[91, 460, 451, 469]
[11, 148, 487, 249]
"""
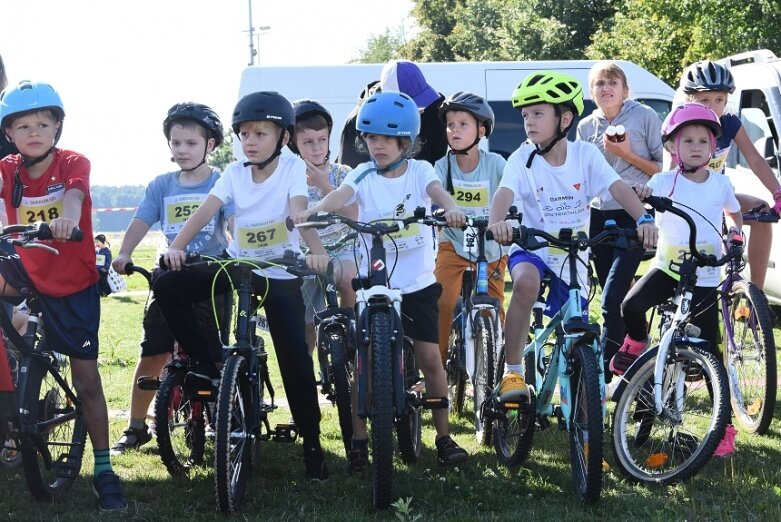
[492, 347, 534, 467]
[155, 370, 206, 475]
[326, 332, 354, 455]
[473, 314, 495, 446]
[370, 310, 394, 510]
[397, 337, 422, 465]
[569, 343, 603, 504]
[20, 355, 86, 500]
[723, 280, 777, 434]
[215, 354, 252, 514]
[611, 344, 729, 485]
[446, 298, 466, 416]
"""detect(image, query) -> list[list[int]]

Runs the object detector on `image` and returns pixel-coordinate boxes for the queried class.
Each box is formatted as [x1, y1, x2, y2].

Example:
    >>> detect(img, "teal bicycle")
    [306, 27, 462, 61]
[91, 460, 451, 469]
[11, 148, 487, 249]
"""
[486, 216, 638, 503]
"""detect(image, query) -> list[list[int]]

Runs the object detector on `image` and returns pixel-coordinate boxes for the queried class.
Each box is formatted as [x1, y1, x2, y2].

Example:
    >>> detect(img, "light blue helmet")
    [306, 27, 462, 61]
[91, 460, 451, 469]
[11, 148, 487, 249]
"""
[0, 80, 65, 128]
[356, 91, 420, 138]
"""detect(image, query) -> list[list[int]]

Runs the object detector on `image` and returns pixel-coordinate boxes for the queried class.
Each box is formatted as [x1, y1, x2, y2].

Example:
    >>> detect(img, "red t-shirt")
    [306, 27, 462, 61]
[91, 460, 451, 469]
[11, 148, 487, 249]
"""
[0, 149, 98, 297]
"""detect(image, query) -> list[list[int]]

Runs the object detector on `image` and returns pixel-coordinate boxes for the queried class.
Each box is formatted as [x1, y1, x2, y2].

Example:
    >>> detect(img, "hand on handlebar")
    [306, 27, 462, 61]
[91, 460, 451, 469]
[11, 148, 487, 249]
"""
[162, 247, 187, 272]
[487, 220, 514, 244]
[306, 253, 330, 274]
[632, 183, 653, 201]
[442, 208, 466, 228]
[636, 222, 658, 250]
[112, 254, 133, 274]
[291, 208, 317, 226]
[773, 196, 781, 215]
[47, 217, 78, 241]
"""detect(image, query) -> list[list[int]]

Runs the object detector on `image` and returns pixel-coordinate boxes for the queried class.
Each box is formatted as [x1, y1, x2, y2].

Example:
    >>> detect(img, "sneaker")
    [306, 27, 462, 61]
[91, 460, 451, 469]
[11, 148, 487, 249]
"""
[110, 425, 152, 456]
[713, 424, 737, 458]
[609, 336, 647, 376]
[304, 446, 330, 481]
[435, 435, 468, 465]
[92, 471, 128, 512]
[498, 371, 530, 402]
[347, 447, 369, 474]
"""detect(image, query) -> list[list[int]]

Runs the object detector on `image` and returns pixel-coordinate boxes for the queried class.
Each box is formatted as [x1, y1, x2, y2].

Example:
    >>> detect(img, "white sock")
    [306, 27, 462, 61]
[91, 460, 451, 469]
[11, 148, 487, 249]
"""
[504, 364, 522, 375]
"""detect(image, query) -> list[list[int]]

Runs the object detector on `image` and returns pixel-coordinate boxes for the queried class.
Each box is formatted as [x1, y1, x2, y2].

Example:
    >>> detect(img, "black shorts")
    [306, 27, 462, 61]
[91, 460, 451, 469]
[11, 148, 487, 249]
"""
[400, 282, 442, 344]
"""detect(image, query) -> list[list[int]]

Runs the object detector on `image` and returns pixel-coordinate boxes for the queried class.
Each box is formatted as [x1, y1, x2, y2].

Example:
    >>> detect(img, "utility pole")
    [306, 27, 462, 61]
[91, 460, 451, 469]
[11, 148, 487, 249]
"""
[247, 0, 256, 66]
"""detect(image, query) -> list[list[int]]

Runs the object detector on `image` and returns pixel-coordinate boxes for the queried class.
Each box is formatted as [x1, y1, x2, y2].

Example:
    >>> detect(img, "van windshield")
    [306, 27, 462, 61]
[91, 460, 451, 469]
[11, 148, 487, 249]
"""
[487, 99, 671, 159]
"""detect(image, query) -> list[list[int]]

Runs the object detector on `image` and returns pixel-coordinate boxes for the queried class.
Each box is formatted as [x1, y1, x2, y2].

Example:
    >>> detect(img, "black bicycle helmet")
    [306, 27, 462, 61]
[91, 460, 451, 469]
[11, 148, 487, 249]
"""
[438, 91, 495, 137]
[288, 99, 333, 155]
[163, 102, 224, 148]
[231, 91, 294, 136]
[680, 60, 735, 94]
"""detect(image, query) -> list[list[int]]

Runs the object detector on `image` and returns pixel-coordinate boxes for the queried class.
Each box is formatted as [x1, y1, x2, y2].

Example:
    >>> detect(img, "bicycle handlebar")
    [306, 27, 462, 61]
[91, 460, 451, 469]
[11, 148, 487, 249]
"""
[0, 221, 83, 243]
[486, 220, 640, 253]
[742, 205, 780, 223]
[290, 206, 449, 237]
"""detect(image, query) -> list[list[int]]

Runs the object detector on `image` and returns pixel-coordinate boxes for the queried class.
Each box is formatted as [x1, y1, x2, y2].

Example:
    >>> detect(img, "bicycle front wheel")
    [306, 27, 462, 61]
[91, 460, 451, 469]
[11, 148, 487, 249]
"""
[611, 345, 729, 485]
[569, 343, 603, 504]
[327, 332, 354, 455]
[446, 301, 466, 416]
[723, 280, 777, 434]
[396, 337, 422, 465]
[215, 354, 253, 514]
[370, 310, 394, 510]
[20, 355, 86, 500]
[473, 314, 495, 446]
[155, 370, 206, 475]
[492, 346, 534, 467]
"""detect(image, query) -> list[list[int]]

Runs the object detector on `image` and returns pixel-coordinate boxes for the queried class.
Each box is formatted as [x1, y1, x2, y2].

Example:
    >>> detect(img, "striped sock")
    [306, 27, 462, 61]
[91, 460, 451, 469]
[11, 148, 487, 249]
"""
[94, 448, 113, 476]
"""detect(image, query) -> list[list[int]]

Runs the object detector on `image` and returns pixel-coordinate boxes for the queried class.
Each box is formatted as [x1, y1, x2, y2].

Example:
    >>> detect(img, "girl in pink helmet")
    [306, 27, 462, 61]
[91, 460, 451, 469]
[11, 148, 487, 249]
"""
[615, 102, 743, 457]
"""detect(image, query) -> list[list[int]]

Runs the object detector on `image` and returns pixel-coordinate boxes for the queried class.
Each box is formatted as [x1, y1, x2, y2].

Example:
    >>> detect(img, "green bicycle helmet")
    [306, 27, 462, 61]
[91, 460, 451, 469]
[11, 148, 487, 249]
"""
[511, 71, 584, 116]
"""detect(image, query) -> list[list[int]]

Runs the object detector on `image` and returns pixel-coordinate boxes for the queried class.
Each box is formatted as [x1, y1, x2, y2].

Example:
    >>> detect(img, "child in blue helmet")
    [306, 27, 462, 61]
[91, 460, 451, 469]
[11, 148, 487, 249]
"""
[155, 91, 331, 481]
[109, 102, 233, 457]
[0, 81, 127, 511]
[293, 90, 469, 470]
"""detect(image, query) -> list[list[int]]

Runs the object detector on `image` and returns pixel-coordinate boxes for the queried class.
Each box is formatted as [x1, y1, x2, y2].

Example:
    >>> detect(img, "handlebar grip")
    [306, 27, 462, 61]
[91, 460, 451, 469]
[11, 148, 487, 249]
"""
[34, 223, 83, 241]
[285, 216, 295, 232]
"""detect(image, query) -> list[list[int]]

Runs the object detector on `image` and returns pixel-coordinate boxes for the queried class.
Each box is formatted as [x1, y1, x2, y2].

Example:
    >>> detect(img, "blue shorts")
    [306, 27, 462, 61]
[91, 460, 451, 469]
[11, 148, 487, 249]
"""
[508, 249, 588, 320]
[0, 256, 100, 359]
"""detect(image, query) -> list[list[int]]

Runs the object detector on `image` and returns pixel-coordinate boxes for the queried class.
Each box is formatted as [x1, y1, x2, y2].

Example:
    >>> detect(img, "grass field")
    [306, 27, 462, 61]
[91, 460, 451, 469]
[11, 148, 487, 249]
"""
[1, 239, 780, 521]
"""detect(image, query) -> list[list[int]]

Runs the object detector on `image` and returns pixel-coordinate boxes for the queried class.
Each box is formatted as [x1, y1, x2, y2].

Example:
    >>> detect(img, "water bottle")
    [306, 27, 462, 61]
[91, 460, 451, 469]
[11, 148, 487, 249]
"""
[476, 261, 489, 295]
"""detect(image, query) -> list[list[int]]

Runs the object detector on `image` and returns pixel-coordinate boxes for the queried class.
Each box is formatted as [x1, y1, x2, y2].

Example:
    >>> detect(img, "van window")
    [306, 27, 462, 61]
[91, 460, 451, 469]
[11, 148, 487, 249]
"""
[488, 99, 671, 160]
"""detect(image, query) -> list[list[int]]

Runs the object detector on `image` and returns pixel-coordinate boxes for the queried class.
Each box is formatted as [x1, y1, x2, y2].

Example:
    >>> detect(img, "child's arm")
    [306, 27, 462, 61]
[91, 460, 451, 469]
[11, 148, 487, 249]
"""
[487, 187, 516, 244]
[49, 188, 85, 240]
[426, 180, 466, 227]
[291, 194, 328, 273]
[609, 180, 658, 248]
[163, 194, 223, 270]
[725, 209, 744, 242]
[733, 126, 781, 201]
[113, 218, 151, 273]
[291, 184, 354, 224]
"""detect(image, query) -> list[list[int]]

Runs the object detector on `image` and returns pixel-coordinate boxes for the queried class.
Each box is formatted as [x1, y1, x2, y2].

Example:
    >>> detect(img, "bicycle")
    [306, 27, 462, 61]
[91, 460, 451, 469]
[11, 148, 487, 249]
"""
[296, 208, 447, 509]
[0, 222, 87, 500]
[485, 213, 639, 503]
[445, 216, 503, 446]
[611, 195, 733, 485]
[720, 207, 777, 435]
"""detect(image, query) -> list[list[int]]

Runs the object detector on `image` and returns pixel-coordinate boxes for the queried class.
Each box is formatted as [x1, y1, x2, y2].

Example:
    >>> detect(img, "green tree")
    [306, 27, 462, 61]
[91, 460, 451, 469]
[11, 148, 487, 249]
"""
[210, 129, 236, 172]
[353, 26, 408, 64]
[587, 0, 781, 86]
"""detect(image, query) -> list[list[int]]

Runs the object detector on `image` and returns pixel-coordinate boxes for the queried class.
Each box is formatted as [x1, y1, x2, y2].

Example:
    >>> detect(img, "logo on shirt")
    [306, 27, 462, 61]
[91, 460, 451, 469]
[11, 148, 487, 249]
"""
[393, 194, 412, 218]
[572, 183, 582, 191]
[47, 182, 65, 194]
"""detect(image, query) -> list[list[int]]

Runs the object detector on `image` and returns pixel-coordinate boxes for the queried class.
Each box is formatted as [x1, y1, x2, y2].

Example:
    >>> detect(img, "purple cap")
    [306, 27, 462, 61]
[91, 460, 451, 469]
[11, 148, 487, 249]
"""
[379, 60, 439, 109]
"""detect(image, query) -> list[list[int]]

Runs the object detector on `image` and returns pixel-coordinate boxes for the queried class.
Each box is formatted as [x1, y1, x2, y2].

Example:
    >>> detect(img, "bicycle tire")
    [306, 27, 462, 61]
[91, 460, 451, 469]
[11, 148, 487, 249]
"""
[20, 355, 86, 500]
[327, 332, 354, 455]
[723, 280, 777, 434]
[474, 314, 495, 446]
[611, 344, 729, 485]
[396, 337, 422, 465]
[446, 300, 466, 416]
[155, 370, 206, 476]
[568, 343, 603, 504]
[370, 310, 394, 510]
[492, 346, 534, 467]
[215, 354, 252, 514]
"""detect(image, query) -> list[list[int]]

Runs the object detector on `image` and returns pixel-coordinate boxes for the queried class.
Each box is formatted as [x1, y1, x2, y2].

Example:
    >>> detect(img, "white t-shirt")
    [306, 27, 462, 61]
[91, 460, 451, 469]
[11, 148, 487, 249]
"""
[344, 159, 438, 293]
[499, 141, 621, 284]
[211, 156, 308, 279]
[648, 169, 740, 287]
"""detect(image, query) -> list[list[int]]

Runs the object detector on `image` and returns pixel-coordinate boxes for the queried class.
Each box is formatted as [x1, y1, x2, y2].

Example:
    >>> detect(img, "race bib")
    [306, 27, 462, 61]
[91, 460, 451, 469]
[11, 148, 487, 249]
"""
[452, 179, 490, 217]
[18, 193, 64, 224]
[96, 253, 107, 266]
[708, 148, 729, 174]
[162, 194, 212, 235]
[659, 239, 718, 281]
[383, 216, 425, 252]
[235, 218, 292, 258]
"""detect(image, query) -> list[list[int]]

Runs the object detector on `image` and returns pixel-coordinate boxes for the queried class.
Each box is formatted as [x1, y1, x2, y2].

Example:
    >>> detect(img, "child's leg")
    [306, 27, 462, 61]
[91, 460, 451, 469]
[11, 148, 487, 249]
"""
[620, 269, 675, 342]
[413, 339, 450, 437]
[504, 261, 541, 366]
[333, 257, 358, 309]
[691, 286, 721, 357]
[487, 255, 508, 325]
[434, 242, 470, 363]
[738, 193, 771, 289]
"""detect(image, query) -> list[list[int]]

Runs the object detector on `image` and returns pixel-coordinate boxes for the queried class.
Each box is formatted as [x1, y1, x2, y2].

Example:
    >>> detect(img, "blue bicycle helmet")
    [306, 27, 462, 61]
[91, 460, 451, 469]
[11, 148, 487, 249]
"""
[356, 91, 420, 138]
[0, 80, 65, 129]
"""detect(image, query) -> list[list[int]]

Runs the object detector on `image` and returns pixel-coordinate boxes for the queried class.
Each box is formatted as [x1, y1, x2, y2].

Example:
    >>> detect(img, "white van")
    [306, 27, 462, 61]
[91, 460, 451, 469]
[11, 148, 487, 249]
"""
[717, 49, 781, 304]
[236, 60, 674, 160]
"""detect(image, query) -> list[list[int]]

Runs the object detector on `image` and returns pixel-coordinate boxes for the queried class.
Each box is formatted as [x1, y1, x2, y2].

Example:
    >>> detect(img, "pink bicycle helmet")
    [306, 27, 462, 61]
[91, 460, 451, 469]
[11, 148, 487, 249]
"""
[661, 102, 721, 143]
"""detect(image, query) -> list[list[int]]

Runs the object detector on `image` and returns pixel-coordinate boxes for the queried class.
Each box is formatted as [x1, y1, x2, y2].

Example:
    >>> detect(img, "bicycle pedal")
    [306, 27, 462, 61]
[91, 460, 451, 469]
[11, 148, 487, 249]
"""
[136, 376, 160, 391]
[54, 454, 81, 478]
[272, 423, 298, 443]
[421, 397, 449, 410]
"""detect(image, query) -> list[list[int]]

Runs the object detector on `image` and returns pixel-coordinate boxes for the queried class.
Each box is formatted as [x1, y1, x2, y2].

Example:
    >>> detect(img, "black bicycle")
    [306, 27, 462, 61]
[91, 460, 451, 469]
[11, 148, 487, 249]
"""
[0, 222, 87, 501]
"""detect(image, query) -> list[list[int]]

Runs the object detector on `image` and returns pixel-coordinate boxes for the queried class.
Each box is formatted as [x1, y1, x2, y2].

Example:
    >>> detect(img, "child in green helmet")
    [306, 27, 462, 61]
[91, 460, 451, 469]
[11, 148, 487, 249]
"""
[487, 71, 658, 403]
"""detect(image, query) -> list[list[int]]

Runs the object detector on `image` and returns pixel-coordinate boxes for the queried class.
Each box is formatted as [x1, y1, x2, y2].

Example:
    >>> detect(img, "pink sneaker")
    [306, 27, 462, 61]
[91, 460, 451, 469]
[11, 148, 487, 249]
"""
[713, 424, 737, 458]
[609, 336, 647, 376]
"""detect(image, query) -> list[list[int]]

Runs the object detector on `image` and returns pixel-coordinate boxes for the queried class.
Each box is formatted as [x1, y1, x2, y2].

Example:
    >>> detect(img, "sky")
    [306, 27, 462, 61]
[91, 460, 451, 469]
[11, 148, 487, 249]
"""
[0, 0, 415, 187]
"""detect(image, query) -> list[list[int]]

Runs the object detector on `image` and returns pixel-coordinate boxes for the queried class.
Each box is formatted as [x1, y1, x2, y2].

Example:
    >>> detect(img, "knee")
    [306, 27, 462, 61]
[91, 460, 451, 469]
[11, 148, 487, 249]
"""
[511, 277, 539, 306]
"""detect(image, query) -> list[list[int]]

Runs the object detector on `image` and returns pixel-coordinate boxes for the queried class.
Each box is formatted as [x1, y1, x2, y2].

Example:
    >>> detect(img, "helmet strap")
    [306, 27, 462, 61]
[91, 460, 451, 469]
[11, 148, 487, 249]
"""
[243, 131, 286, 170]
[13, 147, 56, 208]
[376, 153, 407, 174]
[179, 142, 211, 173]
[525, 108, 573, 168]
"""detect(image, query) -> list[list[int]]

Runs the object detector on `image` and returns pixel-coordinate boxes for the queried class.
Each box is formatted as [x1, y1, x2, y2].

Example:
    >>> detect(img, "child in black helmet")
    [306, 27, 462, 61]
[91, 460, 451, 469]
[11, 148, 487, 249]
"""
[155, 91, 331, 481]
[109, 102, 233, 457]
